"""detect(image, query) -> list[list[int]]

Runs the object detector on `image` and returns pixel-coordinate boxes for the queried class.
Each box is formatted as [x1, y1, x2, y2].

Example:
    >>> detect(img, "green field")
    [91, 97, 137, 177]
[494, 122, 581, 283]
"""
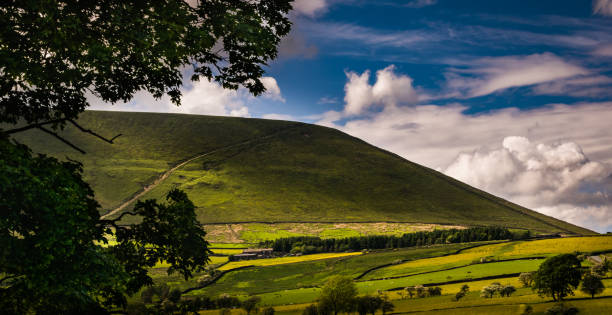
[12, 111, 593, 235]
[203, 222, 466, 243]
[186, 243, 486, 298]
[365, 236, 612, 280]
[144, 236, 612, 314]
[163, 237, 612, 315]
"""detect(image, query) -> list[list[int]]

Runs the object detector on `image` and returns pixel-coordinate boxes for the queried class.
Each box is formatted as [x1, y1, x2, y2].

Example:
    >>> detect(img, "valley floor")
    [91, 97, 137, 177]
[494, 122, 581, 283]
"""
[143, 235, 612, 314]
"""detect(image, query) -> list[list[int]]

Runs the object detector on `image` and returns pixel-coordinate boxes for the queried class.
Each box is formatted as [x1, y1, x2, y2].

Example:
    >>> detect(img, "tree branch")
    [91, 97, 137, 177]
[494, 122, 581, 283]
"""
[0, 274, 19, 286]
[67, 119, 122, 144]
[37, 126, 86, 154]
[102, 211, 138, 224]
[3, 119, 66, 134]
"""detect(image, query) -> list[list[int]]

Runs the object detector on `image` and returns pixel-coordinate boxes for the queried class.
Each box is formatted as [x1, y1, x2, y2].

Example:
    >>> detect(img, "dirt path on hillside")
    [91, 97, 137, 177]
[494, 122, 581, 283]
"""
[100, 125, 299, 220]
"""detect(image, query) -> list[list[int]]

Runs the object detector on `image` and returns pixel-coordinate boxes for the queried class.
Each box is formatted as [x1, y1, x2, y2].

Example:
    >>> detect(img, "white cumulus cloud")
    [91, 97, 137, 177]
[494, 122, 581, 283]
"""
[343, 65, 419, 115]
[261, 77, 285, 102]
[262, 113, 294, 121]
[317, 99, 612, 232]
[444, 137, 611, 232]
[89, 76, 285, 118]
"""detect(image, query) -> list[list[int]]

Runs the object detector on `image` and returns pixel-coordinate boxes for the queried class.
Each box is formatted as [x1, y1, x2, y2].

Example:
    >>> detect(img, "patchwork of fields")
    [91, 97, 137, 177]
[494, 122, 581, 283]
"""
[364, 236, 612, 280]
[142, 236, 612, 314]
[125, 235, 612, 314]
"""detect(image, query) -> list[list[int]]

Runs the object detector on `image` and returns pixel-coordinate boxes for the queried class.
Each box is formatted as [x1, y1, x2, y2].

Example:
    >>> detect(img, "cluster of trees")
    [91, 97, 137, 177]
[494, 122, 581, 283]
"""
[303, 276, 394, 315]
[0, 1, 293, 313]
[480, 283, 517, 298]
[525, 254, 608, 302]
[396, 285, 443, 299]
[262, 227, 521, 254]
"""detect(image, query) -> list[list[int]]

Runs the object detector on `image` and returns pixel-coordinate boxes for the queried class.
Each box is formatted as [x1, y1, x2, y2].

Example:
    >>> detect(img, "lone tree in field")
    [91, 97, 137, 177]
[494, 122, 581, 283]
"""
[532, 254, 582, 301]
[0, 0, 292, 313]
[454, 284, 469, 301]
[580, 272, 605, 298]
[319, 276, 358, 315]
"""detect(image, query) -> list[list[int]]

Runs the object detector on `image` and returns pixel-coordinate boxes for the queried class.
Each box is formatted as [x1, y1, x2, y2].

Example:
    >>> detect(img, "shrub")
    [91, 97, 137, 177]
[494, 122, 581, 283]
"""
[262, 306, 275, 315]
[545, 303, 579, 315]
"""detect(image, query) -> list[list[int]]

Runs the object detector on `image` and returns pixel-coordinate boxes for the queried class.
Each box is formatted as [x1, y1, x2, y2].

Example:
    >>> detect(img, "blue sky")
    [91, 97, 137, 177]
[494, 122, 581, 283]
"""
[92, 0, 612, 232]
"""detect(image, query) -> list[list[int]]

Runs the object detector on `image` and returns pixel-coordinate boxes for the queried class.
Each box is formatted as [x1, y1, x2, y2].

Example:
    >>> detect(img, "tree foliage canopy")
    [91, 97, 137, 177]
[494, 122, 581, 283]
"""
[580, 272, 605, 298]
[0, 0, 293, 313]
[0, 0, 292, 127]
[0, 136, 212, 312]
[319, 276, 358, 315]
[532, 254, 582, 301]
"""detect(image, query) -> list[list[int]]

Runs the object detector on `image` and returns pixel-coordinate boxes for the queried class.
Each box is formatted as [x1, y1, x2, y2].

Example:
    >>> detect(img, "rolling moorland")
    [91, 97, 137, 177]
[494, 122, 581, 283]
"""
[11, 110, 612, 314]
[12, 111, 592, 236]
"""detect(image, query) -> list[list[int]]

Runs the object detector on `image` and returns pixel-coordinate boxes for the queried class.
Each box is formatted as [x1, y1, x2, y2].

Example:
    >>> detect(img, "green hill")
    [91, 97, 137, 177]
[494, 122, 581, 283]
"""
[10, 110, 594, 235]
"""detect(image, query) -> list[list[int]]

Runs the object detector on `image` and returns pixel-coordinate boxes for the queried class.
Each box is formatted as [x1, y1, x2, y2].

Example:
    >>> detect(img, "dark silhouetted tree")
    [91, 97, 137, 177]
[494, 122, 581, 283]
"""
[500, 285, 516, 297]
[0, 1, 293, 313]
[580, 272, 605, 298]
[533, 254, 582, 301]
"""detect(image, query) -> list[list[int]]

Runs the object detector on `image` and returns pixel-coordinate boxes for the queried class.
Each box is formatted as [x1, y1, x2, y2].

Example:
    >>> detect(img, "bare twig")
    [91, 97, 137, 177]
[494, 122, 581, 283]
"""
[37, 126, 86, 154]
[67, 119, 122, 144]
[4, 118, 66, 134]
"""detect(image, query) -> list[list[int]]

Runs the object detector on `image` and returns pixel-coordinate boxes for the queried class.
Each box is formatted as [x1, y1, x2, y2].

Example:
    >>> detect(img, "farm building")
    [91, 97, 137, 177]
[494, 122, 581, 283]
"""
[229, 248, 273, 261]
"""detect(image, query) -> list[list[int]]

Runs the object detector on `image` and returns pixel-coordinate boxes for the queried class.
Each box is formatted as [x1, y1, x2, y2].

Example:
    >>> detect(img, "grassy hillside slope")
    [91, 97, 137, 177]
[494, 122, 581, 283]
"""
[11, 111, 593, 235]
